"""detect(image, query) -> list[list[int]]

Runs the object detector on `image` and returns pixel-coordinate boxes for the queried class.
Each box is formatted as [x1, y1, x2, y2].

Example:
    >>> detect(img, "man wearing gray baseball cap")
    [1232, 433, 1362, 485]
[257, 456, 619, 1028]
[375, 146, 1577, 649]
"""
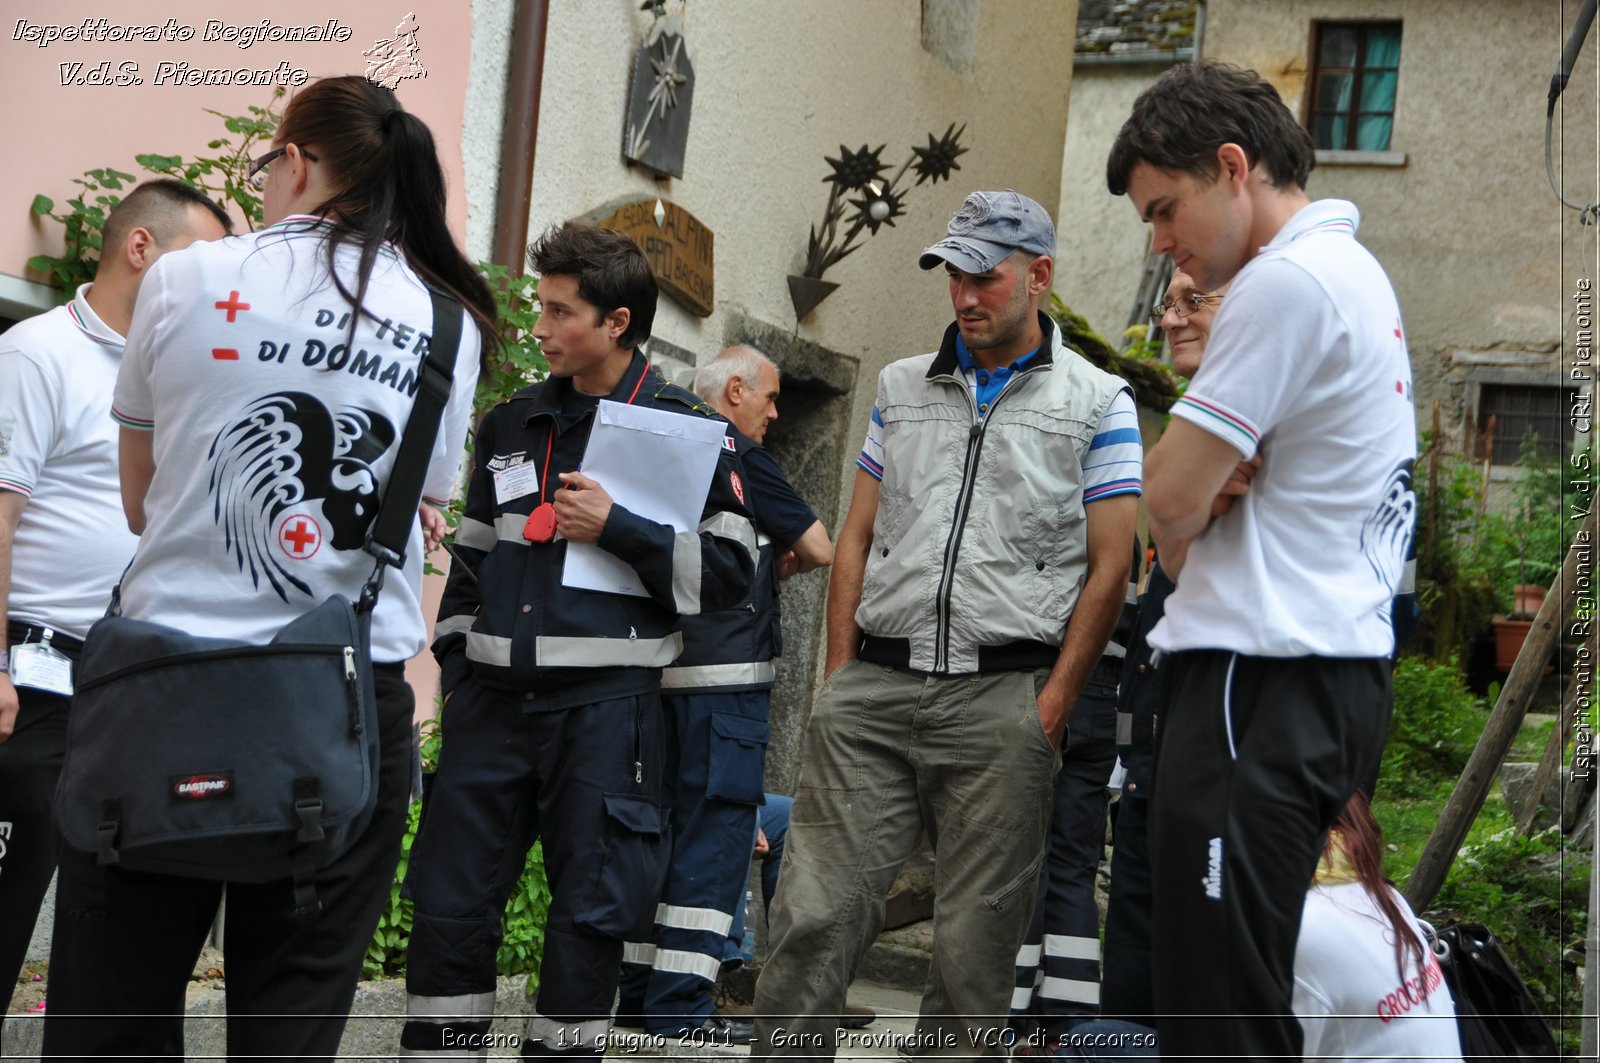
[752, 191, 1141, 1058]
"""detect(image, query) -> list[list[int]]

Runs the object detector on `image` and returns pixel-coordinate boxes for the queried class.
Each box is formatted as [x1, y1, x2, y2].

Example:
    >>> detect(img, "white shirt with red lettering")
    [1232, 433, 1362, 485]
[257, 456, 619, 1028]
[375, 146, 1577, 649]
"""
[1293, 881, 1463, 1062]
[113, 217, 480, 663]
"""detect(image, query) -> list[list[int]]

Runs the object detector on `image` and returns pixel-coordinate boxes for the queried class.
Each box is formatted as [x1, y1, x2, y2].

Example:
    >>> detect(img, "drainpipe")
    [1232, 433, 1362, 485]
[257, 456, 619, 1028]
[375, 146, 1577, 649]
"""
[491, 0, 551, 275]
[1194, 0, 1207, 59]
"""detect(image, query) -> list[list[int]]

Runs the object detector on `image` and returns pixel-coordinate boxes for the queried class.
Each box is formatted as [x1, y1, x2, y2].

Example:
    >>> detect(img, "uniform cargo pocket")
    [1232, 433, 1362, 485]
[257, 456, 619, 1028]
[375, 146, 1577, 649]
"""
[572, 792, 668, 939]
[705, 712, 769, 805]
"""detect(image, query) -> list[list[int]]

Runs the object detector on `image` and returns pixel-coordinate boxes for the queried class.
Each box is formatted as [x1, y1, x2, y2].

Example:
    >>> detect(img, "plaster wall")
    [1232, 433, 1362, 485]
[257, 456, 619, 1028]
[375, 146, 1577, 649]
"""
[464, 0, 516, 261]
[1204, 0, 1598, 444]
[0, 0, 484, 307]
[1054, 62, 1175, 343]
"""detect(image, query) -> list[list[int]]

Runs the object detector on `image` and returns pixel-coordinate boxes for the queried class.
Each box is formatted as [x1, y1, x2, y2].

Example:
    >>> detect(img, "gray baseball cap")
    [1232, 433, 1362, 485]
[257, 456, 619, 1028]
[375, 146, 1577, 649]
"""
[919, 189, 1056, 272]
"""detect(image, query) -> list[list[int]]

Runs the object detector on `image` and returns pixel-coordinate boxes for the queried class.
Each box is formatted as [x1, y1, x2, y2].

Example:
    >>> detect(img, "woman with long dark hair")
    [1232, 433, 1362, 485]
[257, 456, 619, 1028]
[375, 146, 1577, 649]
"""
[43, 76, 496, 1058]
[1292, 791, 1463, 1061]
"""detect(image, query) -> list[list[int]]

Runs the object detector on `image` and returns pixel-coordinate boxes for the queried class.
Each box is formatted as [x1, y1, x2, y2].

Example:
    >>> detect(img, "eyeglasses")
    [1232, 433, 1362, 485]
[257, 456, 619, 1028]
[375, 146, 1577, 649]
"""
[1151, 291, 1220, 321]
[247, 146, 319, 192]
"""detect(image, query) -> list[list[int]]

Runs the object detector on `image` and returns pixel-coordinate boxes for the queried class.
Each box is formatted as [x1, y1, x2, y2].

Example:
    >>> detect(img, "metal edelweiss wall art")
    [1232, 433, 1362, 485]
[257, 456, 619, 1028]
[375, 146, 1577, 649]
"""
[789, 124, 968, 320]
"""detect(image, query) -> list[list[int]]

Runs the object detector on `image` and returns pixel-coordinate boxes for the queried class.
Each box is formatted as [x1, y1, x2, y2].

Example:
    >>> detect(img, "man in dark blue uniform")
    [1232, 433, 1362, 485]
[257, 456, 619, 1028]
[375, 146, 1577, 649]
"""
[617, 345, 831, 1041]
[1008, 543, 1139, 1041]
[400, 227, 757, 1060]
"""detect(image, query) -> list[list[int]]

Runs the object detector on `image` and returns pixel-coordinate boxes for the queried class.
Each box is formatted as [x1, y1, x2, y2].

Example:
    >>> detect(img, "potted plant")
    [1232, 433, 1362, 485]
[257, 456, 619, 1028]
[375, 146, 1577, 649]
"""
[1491, 437, 1564, 671]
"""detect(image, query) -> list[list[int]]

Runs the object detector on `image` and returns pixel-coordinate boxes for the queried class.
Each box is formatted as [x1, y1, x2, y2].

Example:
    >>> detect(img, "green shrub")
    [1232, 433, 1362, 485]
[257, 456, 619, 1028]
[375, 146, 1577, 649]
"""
[1412, 441, 1517, 661]
[363, 719, 554, 986]
[1380, 656, 1488, 797]
[1503, 433, 1567, 601]
[1413, 430, 1570, 659]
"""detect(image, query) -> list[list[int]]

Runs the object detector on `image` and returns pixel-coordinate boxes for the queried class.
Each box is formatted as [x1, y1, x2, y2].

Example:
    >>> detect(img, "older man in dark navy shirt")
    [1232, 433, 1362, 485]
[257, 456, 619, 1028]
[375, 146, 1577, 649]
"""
[617, 345, 831, 1042]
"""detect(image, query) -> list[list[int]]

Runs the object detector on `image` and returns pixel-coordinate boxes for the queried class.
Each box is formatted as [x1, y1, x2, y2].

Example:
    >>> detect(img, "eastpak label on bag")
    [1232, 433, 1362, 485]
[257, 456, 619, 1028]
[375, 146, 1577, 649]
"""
[169, 772, 235, 802]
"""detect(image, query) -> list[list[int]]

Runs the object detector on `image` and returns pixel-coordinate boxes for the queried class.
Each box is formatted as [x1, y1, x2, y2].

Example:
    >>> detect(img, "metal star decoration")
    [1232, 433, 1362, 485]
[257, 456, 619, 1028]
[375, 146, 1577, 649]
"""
[823, 145, 889, 192]
[794, 125, 971, 311]
[846, 184, 906, 235]
[911, 123, 968, 185]
[622, 0, 693, 176]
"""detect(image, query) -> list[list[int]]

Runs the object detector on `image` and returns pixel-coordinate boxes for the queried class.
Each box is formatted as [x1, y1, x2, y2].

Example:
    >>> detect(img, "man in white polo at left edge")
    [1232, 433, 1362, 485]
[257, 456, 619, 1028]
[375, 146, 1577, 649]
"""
[0, 180, 228, 1049]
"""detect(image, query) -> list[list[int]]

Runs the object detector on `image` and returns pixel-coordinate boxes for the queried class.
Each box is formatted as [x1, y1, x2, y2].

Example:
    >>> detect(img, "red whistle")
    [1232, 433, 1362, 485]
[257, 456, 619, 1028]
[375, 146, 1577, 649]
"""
[523, 502, 558, 543]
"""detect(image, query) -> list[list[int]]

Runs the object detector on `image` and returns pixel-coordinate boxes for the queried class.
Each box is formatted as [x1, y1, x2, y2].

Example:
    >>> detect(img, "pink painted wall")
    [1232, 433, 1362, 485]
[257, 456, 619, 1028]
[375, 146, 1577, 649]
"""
[1, 1, 478, 719]
[0, 1, 476, 278]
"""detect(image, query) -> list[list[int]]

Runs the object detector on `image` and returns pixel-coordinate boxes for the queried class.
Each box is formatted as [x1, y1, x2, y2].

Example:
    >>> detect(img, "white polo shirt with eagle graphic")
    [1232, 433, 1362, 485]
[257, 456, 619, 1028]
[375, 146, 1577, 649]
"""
[1148, 200, 1417, 659]
[112, 216, 480, 663]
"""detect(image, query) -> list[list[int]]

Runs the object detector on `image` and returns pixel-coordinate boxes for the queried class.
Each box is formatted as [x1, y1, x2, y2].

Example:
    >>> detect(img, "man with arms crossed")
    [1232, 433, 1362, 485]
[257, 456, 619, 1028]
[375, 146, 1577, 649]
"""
[0, 180, 228, 1048]
[753, 190, 1139, 1058]
[1106, 61, 1416, 1059]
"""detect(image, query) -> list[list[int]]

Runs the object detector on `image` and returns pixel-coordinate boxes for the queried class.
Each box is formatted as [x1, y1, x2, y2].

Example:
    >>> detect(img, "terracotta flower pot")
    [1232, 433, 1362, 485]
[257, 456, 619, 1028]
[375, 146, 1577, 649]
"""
[1513, 584, 1546, 617]
[1493, 618, 1533, 672]
[1491, 616, 1554, 674]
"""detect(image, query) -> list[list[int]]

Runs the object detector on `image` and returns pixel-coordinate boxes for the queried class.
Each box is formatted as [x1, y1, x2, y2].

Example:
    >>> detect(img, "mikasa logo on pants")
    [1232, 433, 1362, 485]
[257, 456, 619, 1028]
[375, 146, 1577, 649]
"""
[1203, 836, 1223, 900]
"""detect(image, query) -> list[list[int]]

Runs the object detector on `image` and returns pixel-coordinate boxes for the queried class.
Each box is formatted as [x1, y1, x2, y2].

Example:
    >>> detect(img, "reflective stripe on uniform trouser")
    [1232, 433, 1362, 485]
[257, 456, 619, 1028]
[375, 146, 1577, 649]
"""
[521, 1013, 611, 1059]
[1009, 668, 1119, 1037]
[399, 992, 496, 1059]
[616, 689, 766, 1034]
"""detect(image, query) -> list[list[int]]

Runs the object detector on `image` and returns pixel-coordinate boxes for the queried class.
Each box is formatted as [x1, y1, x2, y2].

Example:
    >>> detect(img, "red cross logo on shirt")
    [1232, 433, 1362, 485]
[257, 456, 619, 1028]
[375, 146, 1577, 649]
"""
[215, 291, 251, 322]
[275, 514, 323, 559]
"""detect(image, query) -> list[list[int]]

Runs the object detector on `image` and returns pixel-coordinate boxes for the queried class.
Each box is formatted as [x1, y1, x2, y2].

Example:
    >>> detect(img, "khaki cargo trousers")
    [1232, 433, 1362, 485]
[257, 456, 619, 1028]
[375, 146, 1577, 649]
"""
[753, 659, 1060, 1059]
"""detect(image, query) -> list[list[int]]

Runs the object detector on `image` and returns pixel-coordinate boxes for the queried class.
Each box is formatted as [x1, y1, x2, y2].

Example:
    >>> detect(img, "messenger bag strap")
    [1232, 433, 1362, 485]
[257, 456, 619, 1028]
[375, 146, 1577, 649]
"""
[360, 287, 465, 609]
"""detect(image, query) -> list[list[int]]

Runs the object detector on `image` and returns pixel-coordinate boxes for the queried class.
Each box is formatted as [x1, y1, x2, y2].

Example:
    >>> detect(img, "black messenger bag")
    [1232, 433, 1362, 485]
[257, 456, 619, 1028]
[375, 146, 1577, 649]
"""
[56, 288, 463, 910]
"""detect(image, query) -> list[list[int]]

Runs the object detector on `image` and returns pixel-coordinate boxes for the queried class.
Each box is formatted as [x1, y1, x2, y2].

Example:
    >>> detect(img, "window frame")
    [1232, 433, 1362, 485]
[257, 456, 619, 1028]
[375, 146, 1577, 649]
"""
[1468, 372, 1579, 467]
[1307, 20, 1403, 153]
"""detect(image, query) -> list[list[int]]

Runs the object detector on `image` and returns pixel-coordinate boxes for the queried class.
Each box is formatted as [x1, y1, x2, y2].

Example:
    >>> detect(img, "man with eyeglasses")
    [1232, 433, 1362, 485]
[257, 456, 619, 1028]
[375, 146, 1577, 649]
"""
[1107, 61, 1416, 1061]
[0, 180, 228, 1050]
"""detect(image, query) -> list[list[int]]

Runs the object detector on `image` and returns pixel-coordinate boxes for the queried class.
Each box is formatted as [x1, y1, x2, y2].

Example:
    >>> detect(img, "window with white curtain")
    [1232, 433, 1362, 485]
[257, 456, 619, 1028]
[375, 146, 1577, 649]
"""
[1309, 22, 1402, 152]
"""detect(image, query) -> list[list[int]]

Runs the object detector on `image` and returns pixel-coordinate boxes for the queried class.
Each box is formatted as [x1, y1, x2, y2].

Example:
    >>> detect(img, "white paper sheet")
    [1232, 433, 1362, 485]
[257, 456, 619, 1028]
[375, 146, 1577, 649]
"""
[562, 398, 728, 597]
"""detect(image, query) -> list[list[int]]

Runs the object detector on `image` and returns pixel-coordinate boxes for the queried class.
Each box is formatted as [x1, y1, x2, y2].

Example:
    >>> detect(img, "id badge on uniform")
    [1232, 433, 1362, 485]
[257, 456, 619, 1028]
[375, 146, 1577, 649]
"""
[492, 461, 540, 506]
[10, 639, 73, 696]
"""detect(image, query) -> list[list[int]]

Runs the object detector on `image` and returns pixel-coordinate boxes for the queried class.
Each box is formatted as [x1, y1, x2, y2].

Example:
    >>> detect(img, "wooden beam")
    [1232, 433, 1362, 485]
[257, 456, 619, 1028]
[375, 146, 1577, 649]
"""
[1405, 504, 1596, 911]
[1516, 629, 1596, 834]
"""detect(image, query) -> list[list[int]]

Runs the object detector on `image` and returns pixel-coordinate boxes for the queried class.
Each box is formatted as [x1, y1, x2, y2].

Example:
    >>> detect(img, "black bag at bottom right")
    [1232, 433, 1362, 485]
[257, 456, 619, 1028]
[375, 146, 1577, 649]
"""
[1433, 922, 1559, 1060]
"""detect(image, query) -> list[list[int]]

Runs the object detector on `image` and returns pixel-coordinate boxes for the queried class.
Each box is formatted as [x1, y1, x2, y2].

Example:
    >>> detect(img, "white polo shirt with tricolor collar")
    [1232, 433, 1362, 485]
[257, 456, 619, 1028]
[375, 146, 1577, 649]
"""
[0, 285, 138, 639]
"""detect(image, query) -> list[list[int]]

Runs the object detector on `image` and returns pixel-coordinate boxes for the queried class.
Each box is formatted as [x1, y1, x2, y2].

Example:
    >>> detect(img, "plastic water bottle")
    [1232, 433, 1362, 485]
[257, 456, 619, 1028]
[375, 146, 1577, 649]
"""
[739, 889, 757, 960]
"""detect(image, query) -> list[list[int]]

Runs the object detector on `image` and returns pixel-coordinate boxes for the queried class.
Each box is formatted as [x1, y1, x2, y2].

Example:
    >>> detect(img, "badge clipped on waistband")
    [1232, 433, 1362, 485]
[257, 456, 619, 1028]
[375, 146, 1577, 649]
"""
[10, 628, 74, 696]
[523, 502, 558, 544]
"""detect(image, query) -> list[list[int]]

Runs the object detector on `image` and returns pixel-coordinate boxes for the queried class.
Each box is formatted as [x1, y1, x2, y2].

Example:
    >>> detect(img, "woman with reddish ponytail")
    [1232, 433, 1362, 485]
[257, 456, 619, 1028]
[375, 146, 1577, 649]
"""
[43, 76, 495, 1058]
[1292, 791, 1463, 1062]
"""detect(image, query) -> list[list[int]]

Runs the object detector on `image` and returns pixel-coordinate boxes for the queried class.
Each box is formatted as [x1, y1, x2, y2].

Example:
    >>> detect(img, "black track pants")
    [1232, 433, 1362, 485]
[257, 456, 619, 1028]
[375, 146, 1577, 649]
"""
[1148, 651, 1390, 1061]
